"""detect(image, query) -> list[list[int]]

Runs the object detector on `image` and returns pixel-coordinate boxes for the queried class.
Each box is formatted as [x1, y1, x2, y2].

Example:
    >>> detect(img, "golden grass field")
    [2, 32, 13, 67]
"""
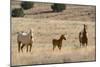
[11, 1, 96, 66]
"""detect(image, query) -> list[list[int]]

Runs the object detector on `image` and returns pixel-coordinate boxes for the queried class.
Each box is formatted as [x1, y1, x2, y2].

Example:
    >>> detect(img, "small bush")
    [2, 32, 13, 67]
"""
[51, 3, 66, 12]
[12, 8, 24, 17]
[21, 1, 34, 10]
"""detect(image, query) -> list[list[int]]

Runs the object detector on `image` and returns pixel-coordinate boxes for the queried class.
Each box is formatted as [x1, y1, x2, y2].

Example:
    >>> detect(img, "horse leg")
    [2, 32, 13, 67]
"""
[29, 44, 32, 52]
[53, 45, 56, 51]
[80, 42, 83, 47]
[58, 45, 61, 50]
[26, 45, 28, 52]
[82, 43, 85, 47]
[21, 44, 25, 52]
[18, 41, 21, 52]
[80, 42, 81, 47]
[86, 40, 88, 47]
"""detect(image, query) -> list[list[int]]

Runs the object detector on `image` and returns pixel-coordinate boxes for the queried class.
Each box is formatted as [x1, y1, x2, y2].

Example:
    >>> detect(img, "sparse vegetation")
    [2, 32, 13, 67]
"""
[21, 1, 34, 10]
[12, 8, 24, 17]
[11, 2, 96, 66]
[51, 3, 66, 12]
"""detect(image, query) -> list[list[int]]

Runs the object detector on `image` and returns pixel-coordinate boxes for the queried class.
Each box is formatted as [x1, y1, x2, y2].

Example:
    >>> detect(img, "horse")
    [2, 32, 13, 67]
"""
[52, 34, 66, 51]
[79, 24, 88, 47]
[17, 29, 33, 52]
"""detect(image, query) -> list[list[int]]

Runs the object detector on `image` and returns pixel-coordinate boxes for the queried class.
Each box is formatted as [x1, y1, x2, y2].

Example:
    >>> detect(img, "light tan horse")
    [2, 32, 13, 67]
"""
[17, 29, 33, 52]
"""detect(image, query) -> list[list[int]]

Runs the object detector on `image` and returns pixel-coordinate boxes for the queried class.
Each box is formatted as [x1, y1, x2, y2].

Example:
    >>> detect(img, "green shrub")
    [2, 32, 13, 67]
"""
[21, 1, 34, 10]
[12, 8, 24, 17]
[51, 3, 66, 12]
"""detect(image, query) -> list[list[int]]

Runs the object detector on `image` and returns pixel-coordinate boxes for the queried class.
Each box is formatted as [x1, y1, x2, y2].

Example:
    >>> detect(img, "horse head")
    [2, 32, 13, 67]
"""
[61, 34, 66, 40]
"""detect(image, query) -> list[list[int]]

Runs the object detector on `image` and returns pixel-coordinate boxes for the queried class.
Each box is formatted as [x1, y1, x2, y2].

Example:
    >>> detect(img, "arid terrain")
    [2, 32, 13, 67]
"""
[11, 1, 96, 66]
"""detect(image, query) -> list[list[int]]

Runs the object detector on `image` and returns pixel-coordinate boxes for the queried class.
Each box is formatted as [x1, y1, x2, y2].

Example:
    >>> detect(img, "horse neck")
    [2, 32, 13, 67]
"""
[28, 31, 32, 38]
[83, 27, 87, 34]
[84, 25, 87, 32]
[58, 37, 63, 42]
[82, 27, 87, 37]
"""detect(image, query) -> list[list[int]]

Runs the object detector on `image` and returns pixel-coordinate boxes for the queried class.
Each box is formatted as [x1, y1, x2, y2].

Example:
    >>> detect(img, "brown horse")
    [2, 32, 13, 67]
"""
[79, 24, 88, 47]
[52, 34, 66, 51]
[17, 29, 33, 52]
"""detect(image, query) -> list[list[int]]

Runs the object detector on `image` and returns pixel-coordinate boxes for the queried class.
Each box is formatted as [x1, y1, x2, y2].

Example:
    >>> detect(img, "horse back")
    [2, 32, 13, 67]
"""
[52, 39, 58, 45]
[17, 33, 32, 44]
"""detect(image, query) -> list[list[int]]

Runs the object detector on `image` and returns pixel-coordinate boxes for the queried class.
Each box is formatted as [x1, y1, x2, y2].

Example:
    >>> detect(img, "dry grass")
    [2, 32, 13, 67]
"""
[11, 2, 96, 66]
[11, 18, 95, 66]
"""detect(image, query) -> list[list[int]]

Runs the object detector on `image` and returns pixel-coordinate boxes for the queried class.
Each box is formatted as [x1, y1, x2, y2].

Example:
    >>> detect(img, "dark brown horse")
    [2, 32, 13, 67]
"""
[52, 34, 66, 51]
[79, 24, 88, 47]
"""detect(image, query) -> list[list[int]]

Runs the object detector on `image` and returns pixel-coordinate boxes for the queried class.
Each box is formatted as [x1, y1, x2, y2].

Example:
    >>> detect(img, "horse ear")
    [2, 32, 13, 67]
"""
[84, 24, 87, 27]
[16, 31, 23, 34]
[63, 34, 66, 36]
[84, 24, 87, 29]
[16, 32, 19, 34]
[29, 29, 32, 34]
[29, 29, 32, 38]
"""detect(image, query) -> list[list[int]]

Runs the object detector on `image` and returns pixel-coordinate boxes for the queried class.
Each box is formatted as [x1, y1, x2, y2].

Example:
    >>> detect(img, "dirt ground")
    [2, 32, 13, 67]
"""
[11, 1, 96, 66]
